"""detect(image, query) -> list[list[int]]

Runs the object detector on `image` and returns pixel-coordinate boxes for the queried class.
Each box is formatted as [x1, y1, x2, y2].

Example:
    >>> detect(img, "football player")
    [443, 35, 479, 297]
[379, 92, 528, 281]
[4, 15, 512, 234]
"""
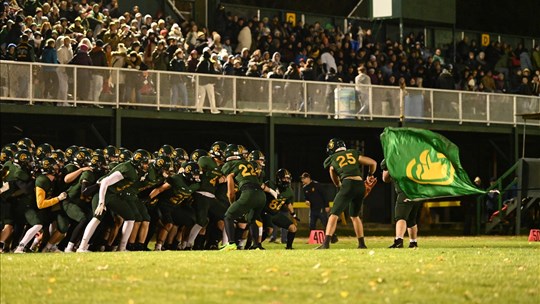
[77, 149, 150, 252]
[220, 144, 267, 251]
[317, 138, 377, 249]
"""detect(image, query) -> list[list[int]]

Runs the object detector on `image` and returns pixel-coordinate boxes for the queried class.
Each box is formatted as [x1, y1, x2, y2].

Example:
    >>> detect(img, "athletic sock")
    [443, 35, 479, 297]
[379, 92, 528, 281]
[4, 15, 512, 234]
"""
[119, 220, 135, 251]
[222, 228, 229, 245]
[19, 224, 42, 247]
[224, 218, 236, 244]
[410, 239, 417, 242]
[249, 223, 260, 247]
[78, 218, 101, 250]
[187, 224, 203, 247]
[286, 231, 296, 249]
[65, 242, 75, 252]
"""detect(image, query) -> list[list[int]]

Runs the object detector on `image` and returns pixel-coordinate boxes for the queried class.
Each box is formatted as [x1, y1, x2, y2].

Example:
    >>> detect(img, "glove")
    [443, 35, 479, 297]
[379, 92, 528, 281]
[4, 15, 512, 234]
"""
[57, 192, 68, 201]
[291, 212, 300, 222]
[95, 201, 107, 216]
[0, 181, 10, 194]
[364, 176, 377, 198]
[268, 188, 278, 199]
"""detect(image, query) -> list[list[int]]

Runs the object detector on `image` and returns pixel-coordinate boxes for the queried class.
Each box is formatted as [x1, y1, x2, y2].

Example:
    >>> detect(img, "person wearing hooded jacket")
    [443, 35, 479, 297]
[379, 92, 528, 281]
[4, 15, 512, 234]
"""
[195, 47, 220, 114]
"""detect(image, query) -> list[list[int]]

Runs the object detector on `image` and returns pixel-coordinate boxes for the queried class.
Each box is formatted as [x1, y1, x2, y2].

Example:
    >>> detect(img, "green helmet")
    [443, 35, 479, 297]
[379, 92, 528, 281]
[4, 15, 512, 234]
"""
[326, 138, 346, 155]
[17, 137, 35, 152]
[3, 143, 19, 153]
[131, 149, 151, 172]
[39, 157, 59, 175]
[190, 149, 209, 162]
[224, 144, 241, 161]
[73, 149, 91, 167]
[36, 143, 54, 160]
[238, 145, 249, 159]
[158, 144, 175, 157]
[182, 161, 201, 183]
[153, 155, 174, 174]
[209, 141, 227, 161]
[92, 149, 104, 157]
[248, 150, 265, 162]
[65, 145, 79, 160]
[119, 149, 133, 162]
[90, 154, 107, 171]
[276, 168, 292, 188]
[50, 149, 66, 164]
[14, 149, 34, 170]
[104, 145, 120, 161]
[174, 148, 189, 162]
[1, 148, 14, 164]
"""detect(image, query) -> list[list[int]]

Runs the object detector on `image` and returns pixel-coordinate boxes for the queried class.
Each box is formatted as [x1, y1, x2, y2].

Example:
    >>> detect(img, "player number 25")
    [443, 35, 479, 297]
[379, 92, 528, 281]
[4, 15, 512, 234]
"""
[337, 153, 356, 168]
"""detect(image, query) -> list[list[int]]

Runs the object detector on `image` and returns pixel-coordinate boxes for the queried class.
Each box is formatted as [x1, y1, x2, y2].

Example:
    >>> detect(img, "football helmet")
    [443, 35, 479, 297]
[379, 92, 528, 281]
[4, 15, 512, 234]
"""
[276, 168, 292, 188]
[35, 143, 54, 160]
[326, 138, 346, 155]
[224, 144, 241, 161]
[209, 141, 227, 161]
[40, 157, 59, 175]
[190, 149, 209, 162]
[182, 161, 201, 183]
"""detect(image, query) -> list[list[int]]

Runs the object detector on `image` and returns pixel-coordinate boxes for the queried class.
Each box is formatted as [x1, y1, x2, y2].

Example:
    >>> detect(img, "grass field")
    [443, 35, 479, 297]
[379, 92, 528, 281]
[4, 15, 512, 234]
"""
[1, 236, 539, 304]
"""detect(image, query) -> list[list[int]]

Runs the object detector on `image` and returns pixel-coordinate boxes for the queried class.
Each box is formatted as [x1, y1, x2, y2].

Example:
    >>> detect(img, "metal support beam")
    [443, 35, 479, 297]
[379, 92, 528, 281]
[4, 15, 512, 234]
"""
[268, 116, 276, 183]
[515, 159, 523, 235]
[115, 109, 122, 147]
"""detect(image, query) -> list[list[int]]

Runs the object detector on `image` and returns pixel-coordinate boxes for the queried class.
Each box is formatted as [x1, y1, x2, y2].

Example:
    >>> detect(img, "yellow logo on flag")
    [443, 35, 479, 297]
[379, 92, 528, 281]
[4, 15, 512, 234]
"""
[406, 150, 455, 185]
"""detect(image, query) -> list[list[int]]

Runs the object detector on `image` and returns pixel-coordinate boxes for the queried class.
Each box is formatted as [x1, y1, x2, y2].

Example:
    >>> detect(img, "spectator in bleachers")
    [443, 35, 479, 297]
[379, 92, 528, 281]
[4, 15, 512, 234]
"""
[56, 35, 72, 104]
[89, 39, 107, 102]
[40, 38, 58, 99]
[69, 43, 92, 101]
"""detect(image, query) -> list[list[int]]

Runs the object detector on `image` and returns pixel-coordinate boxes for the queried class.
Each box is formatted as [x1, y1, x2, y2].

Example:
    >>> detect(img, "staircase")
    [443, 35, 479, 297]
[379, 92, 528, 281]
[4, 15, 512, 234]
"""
[481, 158, 540, 235]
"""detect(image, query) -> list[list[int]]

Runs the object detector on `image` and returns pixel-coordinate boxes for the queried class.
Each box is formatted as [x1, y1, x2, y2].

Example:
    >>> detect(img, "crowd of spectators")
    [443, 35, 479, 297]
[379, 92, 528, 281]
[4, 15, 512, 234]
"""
[1, 0, 539, 101]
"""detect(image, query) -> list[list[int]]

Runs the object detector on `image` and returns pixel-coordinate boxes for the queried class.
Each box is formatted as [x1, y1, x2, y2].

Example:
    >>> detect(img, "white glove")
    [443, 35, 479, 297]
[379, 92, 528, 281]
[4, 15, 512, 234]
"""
[0, 182, 9, 194]
[268, 188, 278, 199]
[95, 201, 107, 216]
[57, 192, 68, 201]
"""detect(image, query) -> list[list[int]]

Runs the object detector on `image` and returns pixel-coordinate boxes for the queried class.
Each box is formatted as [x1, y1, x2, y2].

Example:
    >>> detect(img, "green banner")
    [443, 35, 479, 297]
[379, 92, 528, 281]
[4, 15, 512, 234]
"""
[381, 127, 485, 201]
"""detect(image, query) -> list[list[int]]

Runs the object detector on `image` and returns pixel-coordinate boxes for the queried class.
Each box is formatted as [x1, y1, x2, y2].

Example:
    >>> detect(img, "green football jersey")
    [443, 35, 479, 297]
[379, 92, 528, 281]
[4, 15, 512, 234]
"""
[66, 170, 97, 203]
[135, 165, 162, 193]
[197, 155, 223, 193]
[323, 149, 363, 180]
[0, 161, 32, 200]
[264, 181, 293, 214]
[161, 174, 199, 205]
[35, 174, 55, 198]
[221, 159, 261, 189]
[101, 161, 139, 193]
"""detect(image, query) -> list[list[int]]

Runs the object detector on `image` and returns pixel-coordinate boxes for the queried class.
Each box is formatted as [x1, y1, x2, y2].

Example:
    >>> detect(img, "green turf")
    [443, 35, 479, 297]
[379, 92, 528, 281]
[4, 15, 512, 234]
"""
[1, 236, 539, 304]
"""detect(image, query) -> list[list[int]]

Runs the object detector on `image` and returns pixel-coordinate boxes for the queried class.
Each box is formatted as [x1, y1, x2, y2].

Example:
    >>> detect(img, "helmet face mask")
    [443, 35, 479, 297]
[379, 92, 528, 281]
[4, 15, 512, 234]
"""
[131, 149, 151, 173]
[182, 161, 201, 183]
[248, 150, 265, 168]
[276, 168, 291, 188]
[210, 141, 227, 162]
[224, 144, 241, 161]
[14, 150, 34, 170]
[40, 157, 59, 176]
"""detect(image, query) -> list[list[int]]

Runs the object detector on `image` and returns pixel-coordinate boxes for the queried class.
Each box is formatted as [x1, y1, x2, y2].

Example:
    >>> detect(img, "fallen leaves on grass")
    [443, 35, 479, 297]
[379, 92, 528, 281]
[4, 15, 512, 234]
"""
[340, 291, 349, 298]
[97, 264, 109, 270]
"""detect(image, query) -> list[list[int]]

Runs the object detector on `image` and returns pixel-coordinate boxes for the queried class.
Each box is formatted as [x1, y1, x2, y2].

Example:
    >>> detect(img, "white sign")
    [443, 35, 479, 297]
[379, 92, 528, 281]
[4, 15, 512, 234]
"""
[373, 0, 393, 18]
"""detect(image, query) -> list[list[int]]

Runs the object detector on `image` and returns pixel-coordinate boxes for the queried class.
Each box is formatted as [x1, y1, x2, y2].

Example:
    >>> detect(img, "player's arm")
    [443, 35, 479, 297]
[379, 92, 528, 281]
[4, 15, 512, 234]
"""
[98, 171, 124, 205]
[36, 187, 67, 209]
[358, 155, 377, 176]
[261, 183, 278, 198]
[64, 166, 92, 184]
[226, 173, 235, 203]
[329, 166, 340, 188]
[382, 170, 392, 183]
[149, 182, 171, 199]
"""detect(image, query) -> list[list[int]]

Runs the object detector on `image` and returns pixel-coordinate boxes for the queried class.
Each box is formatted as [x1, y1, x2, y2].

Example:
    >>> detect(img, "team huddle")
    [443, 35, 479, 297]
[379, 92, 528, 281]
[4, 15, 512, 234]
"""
[0, 138, 304, 253]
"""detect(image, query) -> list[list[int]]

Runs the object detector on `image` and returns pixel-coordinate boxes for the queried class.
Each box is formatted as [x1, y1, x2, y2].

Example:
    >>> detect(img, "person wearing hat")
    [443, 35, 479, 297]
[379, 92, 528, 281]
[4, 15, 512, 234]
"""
[15, 33, 35, 98]
[69, 17, 85, 34]
[89, 39, 107, 102]
[195, 47, 220, 113]
[152, 39, 168, 71]
[102, 21, 120, 50]
[300, 172, 332, 233]
[69, 43, 93, 100]
[168, 48, 189, 109]
[40, 38, 59, 99]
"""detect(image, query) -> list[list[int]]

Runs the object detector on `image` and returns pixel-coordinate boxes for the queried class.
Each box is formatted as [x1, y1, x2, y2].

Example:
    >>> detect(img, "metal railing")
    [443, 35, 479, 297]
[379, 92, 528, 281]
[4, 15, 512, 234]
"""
[0, 60, 539, 126]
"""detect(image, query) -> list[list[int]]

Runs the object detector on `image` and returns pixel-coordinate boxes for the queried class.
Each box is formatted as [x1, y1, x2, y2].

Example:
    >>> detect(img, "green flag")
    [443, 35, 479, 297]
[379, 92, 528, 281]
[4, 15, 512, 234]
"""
[380, 127, 485, 201]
